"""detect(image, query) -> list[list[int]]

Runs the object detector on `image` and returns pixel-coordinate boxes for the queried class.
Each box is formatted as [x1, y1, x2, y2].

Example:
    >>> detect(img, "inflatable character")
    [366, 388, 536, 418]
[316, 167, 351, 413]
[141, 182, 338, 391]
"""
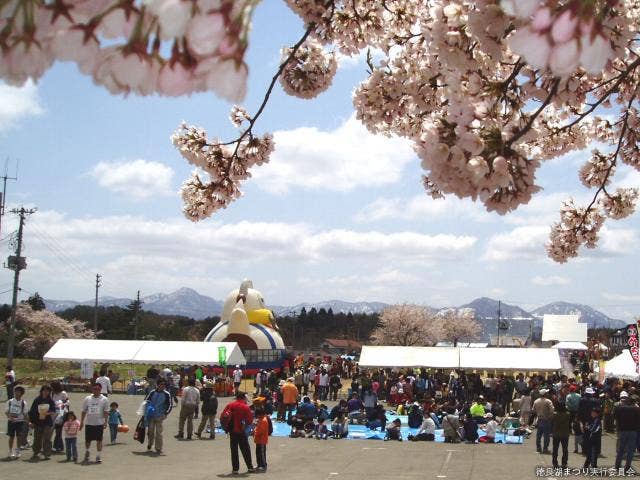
[204, 280, 285, 351]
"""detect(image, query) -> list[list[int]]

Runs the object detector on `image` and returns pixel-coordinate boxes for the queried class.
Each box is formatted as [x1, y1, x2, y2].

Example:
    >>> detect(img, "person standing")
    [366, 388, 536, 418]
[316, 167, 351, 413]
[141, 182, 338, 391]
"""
[5, 365, 16, 401]
[551, 402, 571, 469]
[145, 378, 172, 454]
[613, 391, 640, 472]
[533, 389, 555, 454]
[95, 371, 112, 398]
[221, 391, 255, 474]
[175, 378, 200, 440]
[62, 411, 80, 462]
[196, 381, 218, 439]
[5, 385, 27, 458]
[28, 384, 56, 460]
[318, 370, 330, 401]
[281, 378, 299, 423]
[79, 382, 109, 463]
[253, 408, 269, 471]
[233, 366, 243, 394]
[583, 408, 602, 468]
[50, 380, 69, 454]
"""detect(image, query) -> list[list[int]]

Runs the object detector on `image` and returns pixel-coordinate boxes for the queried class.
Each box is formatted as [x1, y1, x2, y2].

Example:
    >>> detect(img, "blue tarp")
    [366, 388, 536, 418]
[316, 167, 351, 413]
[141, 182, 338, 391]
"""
[261, 410, 523, 444]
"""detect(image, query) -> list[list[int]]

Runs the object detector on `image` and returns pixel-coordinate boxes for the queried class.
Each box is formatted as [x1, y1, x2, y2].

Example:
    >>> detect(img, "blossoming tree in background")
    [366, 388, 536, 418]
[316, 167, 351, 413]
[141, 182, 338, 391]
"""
[370, 304, 439, 346]
[2, 0, 639, 262]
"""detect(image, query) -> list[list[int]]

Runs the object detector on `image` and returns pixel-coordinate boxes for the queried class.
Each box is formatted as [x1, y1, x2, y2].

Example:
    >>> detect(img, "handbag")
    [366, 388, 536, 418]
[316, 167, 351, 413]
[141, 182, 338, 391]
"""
[133, 417, 146, 444]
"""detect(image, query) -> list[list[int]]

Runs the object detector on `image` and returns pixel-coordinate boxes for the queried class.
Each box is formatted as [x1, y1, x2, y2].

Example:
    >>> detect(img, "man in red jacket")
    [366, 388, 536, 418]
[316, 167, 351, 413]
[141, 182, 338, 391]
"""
[221, 392, 255, 474]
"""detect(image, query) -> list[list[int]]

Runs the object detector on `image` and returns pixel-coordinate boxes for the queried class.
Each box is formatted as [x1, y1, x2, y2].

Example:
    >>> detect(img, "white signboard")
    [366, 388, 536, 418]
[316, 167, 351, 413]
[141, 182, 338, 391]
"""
[80, 359, 94, 379]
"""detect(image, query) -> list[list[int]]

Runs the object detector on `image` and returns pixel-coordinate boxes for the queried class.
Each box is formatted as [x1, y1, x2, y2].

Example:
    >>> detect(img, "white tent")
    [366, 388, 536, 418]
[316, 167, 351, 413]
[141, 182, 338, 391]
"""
[43, 339, 246, 366]
[542, 314, 588, 342]
[359, 345, 561, 371]
[131, 341, 246, 366]
[459, 347, 561, 371]
[552, 341, 588, 351]
[604, 349, 639, 381]
[359, 346, 459, 368]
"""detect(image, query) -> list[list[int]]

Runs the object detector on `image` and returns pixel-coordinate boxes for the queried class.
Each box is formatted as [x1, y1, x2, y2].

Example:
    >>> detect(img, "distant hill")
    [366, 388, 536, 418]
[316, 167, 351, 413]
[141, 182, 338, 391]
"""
[273, 300, 390, 316]
[531, 301, 625, 329]
[459, 297, 533, 320]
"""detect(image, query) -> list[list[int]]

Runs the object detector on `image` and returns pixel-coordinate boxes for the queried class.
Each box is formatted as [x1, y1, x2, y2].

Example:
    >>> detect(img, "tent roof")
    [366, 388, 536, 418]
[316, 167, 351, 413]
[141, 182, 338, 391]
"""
[43, 339, 246, 366]
[552, 341, 588, 350]
[435, 342, 488, 348]
[359, 346, 459, 368]
[604, 349, 639, 381]
[459, 347, 561, 371]
[359, 345, 561, 371]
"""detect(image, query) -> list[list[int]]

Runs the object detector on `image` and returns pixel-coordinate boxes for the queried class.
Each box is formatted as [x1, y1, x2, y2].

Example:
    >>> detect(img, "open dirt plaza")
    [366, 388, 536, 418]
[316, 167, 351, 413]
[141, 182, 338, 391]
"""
[0, 390, 637, 480]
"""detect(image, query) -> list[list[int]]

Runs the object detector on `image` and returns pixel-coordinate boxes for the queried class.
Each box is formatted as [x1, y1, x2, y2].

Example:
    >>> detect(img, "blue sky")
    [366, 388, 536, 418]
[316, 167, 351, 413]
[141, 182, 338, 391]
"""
[0, 1, 639, 320]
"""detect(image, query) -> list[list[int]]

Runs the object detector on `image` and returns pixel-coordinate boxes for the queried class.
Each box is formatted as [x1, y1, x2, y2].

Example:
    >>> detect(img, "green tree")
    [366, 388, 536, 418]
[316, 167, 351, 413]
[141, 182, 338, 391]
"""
[27, 292, 46, 311]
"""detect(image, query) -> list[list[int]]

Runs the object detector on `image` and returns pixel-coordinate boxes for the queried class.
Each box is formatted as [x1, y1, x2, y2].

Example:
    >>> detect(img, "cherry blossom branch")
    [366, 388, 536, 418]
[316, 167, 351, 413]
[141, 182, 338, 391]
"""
[574, 94, 636, 232]
[506, 78, 560, 148]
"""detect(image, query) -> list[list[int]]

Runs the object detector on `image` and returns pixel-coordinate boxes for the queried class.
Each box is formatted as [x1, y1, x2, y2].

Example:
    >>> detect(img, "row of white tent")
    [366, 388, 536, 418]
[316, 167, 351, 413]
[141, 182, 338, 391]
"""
[359, 346, 562, 371]
[43, 339, 247, 366]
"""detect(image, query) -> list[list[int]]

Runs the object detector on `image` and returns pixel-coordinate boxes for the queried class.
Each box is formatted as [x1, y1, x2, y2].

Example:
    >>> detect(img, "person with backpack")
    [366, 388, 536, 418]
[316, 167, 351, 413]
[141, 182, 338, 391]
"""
[144, 378, 172, 454]
[220, 391, 255, 474]
[196, 381, 218, 439]
[5, 385, 28, 458]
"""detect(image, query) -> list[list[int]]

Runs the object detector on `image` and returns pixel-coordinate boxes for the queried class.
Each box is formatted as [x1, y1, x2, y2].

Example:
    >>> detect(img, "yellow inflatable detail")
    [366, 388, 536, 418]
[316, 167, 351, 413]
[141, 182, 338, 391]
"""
[247, 309, 274, 326]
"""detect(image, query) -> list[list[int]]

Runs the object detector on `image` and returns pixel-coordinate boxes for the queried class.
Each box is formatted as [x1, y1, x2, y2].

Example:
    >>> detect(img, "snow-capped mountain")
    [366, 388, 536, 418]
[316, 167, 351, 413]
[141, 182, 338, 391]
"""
[531, 301, 625, 329]
[272, 300, 390, 316]
[459, 297, 533, 320]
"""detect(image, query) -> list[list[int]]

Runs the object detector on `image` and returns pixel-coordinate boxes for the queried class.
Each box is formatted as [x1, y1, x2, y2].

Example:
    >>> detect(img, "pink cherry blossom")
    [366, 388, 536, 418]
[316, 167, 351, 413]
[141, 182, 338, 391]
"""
[549, 39, 579, 77]
[186, 13, 226, 58]
[158, 62, 193, 97]
[579, 34, 613, 74]
[551, 10, 578, 44]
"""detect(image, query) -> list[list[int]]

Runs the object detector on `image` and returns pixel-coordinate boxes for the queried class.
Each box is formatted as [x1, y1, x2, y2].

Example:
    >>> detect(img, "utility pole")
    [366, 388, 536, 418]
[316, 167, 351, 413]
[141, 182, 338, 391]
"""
[132, 290, 142, 340]
[497, 300, 502, 348]
[93, 273, 102, 332]
[5, 207, 36, 364]
[0, 159, 18, 238]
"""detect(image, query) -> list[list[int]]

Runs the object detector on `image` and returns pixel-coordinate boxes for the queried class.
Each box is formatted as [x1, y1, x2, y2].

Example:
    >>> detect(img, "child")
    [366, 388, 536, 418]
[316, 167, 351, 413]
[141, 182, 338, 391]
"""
[62, 411, 80, 462]
[331, 411, 348, 439]
[583, 408, 602, 468]
[572, 417, 583, 454]
[315, 418, 329, 440]
[385, 418, 402, 441]
[253, 409, 269, 472]
[5, 385, 28, 459]
[479, 412, 498, 443]
[108, 402, 124, 444]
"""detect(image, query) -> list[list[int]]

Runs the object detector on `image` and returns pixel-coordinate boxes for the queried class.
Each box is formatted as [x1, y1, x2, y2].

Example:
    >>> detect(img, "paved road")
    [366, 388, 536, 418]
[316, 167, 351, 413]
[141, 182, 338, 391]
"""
[0, 390, 636, 479]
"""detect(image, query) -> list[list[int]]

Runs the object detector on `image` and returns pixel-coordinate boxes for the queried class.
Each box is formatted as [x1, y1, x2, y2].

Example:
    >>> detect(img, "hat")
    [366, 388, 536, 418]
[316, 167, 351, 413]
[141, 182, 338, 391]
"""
[539, 389, 549, 395]
[569, 385, 577, 392]
[620, 391, 629, 398]
[484, 413, 493, 419]
[235, 365, 240, 368]
[287, 377, 294, 382]
[204, 381, 214, 388]
[585, 387, 595, 395]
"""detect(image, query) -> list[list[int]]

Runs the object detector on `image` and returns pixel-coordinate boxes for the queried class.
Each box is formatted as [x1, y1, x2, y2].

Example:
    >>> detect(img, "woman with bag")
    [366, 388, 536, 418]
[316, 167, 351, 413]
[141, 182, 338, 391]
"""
[51, 380, 69, 454]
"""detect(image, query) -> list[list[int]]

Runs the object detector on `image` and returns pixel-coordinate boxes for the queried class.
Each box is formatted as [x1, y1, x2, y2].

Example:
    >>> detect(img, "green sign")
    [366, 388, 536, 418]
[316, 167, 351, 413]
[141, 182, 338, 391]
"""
[218, 346, 227, 366]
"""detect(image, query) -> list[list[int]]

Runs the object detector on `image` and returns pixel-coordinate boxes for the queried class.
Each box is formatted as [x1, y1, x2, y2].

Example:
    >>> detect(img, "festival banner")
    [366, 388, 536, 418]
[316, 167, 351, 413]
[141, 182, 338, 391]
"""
[627, 323, 639, 373]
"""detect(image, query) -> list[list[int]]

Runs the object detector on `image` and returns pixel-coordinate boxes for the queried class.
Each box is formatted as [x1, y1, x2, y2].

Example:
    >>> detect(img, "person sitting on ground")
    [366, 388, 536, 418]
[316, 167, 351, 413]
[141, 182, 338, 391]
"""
[385, 418, 402, 441]
[329, 399, 348, 422]
[315, 418, 329, 440]
[462, 414, 479, 443]
[288, 415, 306, 438]
[479, 413, 498, 443]
[297, 396, 317, 422]
[365, 404, 387, 431]
[331, 411, 348, 439]
[470, 396, 486, 424]
[347, 393, 364, 424]
[317, 404, 330, 423]
[442, 406, 461, 443]
[407, 402, 423, 428]
[303, 419, 315, 438]
[408, 411, 435, 441]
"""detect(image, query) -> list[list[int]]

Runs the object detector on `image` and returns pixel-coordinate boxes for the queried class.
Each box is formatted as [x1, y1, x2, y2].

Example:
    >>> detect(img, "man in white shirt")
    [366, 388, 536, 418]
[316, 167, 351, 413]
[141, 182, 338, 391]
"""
[175, 378, 200, 440]
[409, 412, 436, 441]
[5, 364, 16, 400]
[480, 413, 498, 443]
[233, 366, 243, 394]
[80, 382, 109, 463]
[318, 370, 330, 401]
[96, 373, 112, 397]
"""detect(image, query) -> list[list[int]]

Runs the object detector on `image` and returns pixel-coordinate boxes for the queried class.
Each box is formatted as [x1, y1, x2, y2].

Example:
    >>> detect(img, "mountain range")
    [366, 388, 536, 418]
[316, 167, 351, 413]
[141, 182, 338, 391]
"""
[44, 288, 627, 333]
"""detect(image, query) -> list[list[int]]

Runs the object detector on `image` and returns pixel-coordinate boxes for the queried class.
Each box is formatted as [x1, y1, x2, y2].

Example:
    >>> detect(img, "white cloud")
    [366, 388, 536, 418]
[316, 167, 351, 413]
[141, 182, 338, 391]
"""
[90, 159, 174, 199]
[482, 224, 637, 262]
[601, 292, 640, 302]
[251, 115, 416, 193]
[0, 80, 43, 132]
[531, 275, 570, 286]
[354, 195, 490, 223]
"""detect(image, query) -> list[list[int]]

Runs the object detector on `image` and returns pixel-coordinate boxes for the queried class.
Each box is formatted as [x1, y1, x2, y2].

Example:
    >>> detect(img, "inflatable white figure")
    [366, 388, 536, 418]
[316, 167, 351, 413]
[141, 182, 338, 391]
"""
[204, 280, 285, 351]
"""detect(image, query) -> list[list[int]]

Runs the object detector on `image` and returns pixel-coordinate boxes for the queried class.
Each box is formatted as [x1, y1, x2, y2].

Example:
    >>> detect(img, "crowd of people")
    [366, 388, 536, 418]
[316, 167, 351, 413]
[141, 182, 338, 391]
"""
[4, 354, 640, 476]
